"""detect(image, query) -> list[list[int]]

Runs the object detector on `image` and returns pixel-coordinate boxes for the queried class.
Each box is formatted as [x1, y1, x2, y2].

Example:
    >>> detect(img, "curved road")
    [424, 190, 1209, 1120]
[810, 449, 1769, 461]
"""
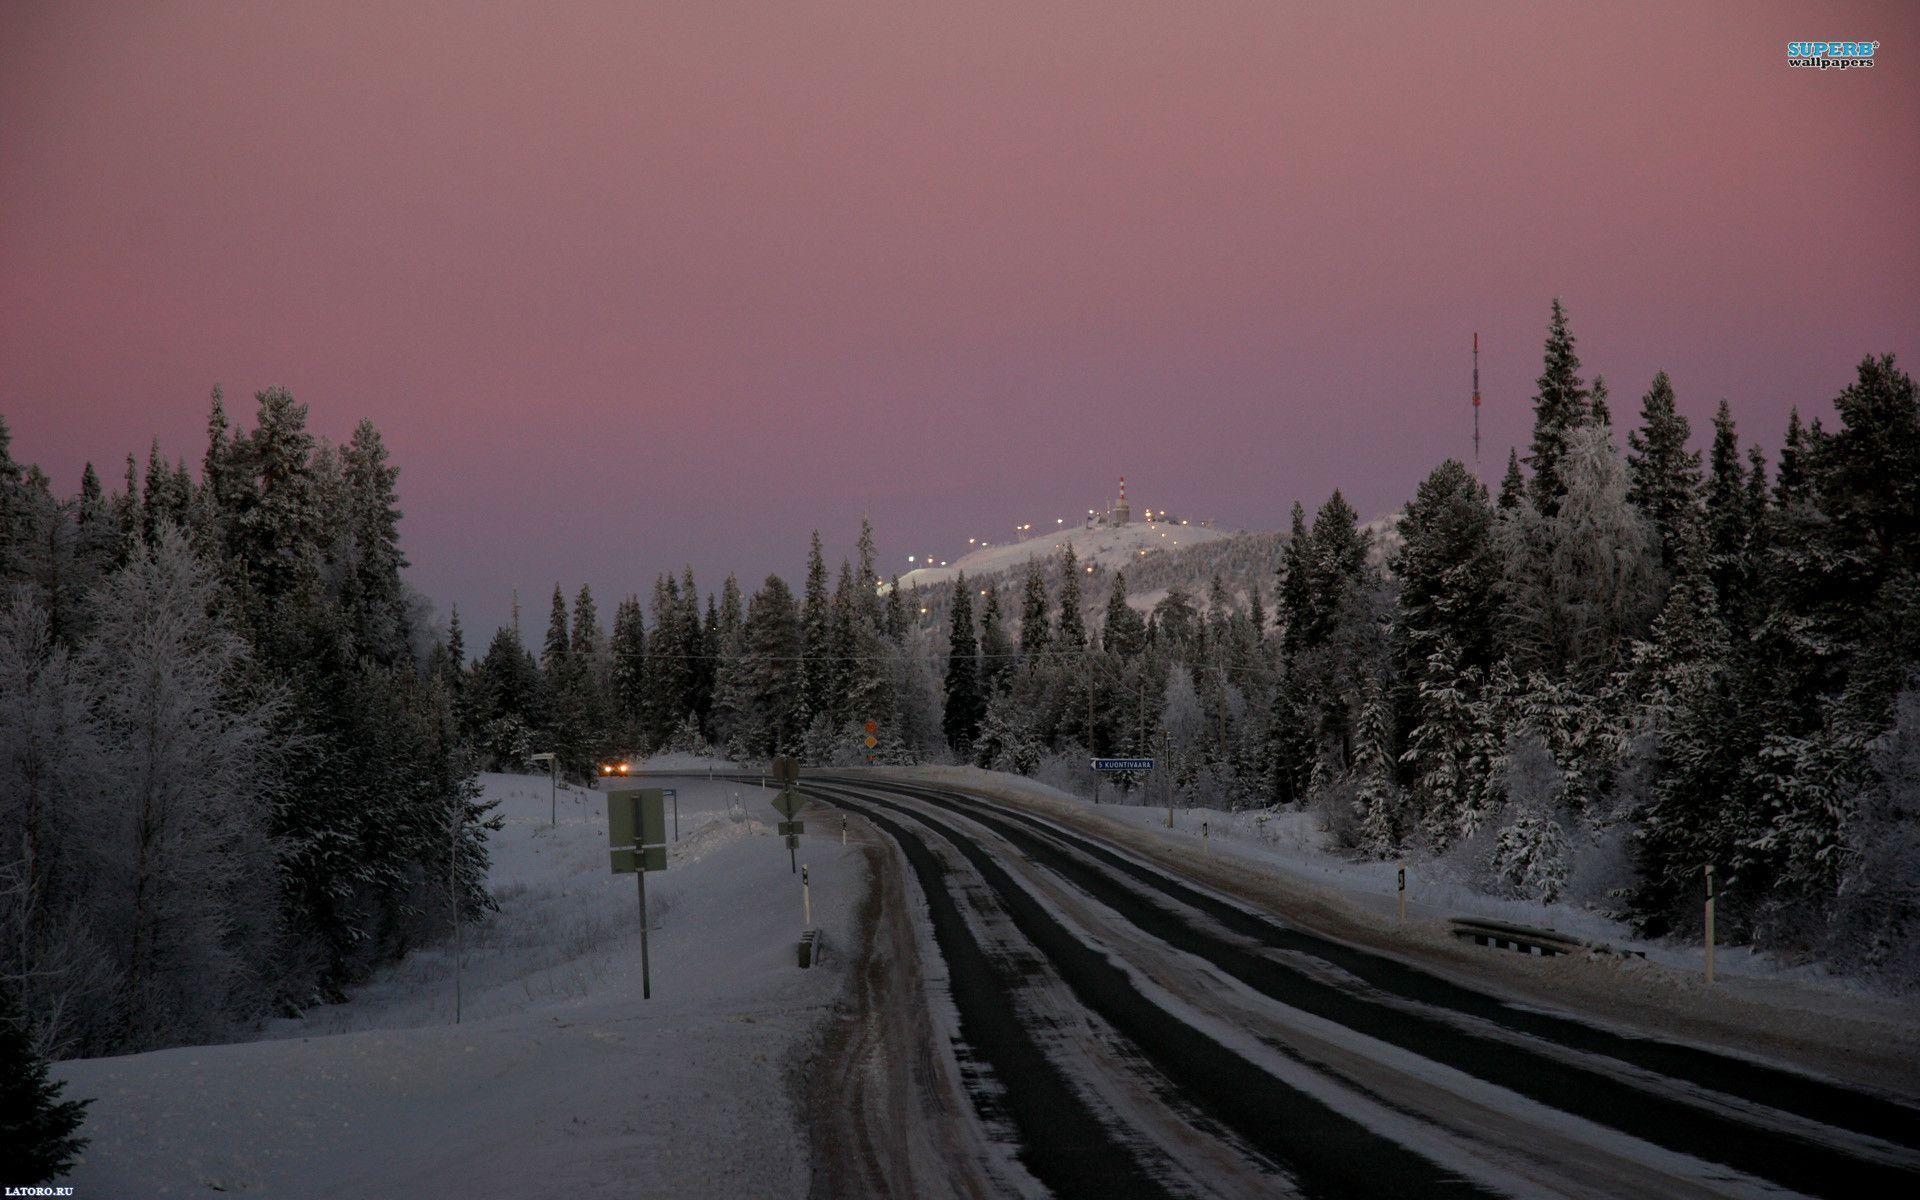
[798, 774, 1920, 1199]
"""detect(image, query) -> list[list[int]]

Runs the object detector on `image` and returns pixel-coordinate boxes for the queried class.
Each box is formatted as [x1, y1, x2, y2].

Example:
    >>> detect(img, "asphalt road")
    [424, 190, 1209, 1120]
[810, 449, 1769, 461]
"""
[798, 774, 1920, 1200]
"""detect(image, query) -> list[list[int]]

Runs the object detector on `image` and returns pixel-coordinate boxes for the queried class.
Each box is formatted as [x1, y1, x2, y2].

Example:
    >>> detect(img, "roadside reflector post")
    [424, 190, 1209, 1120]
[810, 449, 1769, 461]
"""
[1398, 864, 1407, 923]
[841, 813, 847, 845]
[1704, 865, 1715, 985]
[1202, 819, 1210, 856]
[665, 787, 678, 842]
[802, 865, 812, 930]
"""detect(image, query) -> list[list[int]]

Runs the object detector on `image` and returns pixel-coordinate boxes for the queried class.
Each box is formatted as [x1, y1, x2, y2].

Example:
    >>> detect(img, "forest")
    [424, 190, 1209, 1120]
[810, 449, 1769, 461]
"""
[2, 300, 1916, 1114]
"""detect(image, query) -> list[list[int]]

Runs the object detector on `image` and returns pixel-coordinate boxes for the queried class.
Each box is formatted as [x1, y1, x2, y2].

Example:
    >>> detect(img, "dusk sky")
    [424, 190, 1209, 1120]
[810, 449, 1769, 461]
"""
[4, 1, 1915, 641]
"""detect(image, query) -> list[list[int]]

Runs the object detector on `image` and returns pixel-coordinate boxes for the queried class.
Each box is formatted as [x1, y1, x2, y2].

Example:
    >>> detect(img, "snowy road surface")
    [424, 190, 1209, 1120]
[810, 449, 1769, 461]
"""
[803, 773, 1920, 1199]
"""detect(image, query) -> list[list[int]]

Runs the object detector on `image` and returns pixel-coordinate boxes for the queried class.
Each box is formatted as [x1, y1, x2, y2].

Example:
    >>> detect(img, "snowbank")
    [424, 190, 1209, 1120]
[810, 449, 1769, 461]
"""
[54, 772, 864, 1199]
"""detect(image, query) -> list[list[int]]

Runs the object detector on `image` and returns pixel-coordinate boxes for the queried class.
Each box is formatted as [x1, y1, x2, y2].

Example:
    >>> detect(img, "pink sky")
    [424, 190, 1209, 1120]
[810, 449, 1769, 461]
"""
[3, 1, 1915, 638]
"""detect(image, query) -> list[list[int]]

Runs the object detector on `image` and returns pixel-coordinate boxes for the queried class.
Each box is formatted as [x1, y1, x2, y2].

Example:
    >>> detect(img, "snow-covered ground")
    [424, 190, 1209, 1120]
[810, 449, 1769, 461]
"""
[893, 518, 1231, 592]
[53, 764, 862, 1199]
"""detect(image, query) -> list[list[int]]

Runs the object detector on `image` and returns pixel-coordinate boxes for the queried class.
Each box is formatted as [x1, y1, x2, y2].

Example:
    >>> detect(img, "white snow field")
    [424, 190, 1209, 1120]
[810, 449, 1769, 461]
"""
[892, 517, 1230, 592]
[53, 763, 861, 1199]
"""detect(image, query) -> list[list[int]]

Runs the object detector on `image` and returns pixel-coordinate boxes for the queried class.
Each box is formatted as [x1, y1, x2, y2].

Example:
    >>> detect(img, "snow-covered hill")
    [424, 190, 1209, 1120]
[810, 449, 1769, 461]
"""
[894, 519, 1232, 591]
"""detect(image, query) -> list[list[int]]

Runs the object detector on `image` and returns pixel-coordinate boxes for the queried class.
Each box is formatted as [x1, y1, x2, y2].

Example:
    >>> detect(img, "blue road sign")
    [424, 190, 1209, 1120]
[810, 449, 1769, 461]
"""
[1092, 758, 1155, 771]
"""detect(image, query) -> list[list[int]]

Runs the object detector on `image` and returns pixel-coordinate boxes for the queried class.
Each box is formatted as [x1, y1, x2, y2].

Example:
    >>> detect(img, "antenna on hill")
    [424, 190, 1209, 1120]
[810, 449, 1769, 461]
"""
[1471, 332, 1482, 465]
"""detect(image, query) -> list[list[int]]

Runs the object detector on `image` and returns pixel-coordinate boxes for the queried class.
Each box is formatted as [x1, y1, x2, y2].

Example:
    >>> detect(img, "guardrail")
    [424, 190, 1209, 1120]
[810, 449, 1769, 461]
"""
[1448, 917, 1645, 960]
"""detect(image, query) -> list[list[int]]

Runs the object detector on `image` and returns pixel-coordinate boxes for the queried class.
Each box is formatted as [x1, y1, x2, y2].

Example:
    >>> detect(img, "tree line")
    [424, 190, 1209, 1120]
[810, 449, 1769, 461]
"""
[1, 388, 496, 1075]
[930, 302, 1917, 985]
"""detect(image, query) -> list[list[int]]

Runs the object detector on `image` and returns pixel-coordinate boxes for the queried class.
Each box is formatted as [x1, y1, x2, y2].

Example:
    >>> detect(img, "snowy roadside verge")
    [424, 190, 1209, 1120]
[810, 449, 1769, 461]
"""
[867, 765, 1920, 1096]
[53, 771, 864, 1199]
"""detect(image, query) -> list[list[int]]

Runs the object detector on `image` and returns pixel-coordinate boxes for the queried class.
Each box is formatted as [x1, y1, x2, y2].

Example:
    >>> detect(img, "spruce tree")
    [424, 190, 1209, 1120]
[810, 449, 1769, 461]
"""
[1625, 370, 1701, 571]
[609, 595, 648, 747]
[1056, 546, 1087, 649]
[0, 413, 21, 580]
[1102, 571, 1146, 658]
[1588, 375, 1612, 428]
[1497, 448, 1526, 511]
[1394, 459, 1498, 677]
[1018, 561, 1051, 658]
[978, 582, 1012, 694]
[856, 516, 883, 627]
[800, 532, 833, 727]
[743, 574, 804, 754]
[885, 575, 906, 641]
[1276, 502, 1312, 660]
[341, 420, 409, 665]
[0, 982, 87, 1184]
[943, 573, 984, 751]
[1702, 400, 1753, 632]
[541, 584, 570, 670]
[1525, 298, 1590, 517]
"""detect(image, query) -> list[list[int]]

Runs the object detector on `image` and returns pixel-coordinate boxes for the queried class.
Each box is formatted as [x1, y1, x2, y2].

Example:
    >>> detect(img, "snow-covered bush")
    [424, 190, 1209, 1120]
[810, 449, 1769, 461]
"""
[1486, 734, 1571, 902]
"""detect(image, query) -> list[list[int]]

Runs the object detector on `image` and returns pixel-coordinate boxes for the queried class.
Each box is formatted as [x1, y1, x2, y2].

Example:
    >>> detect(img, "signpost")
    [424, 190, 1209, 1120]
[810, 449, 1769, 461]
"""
[771, 786, 805, 873]
[604, 782, 668, 999]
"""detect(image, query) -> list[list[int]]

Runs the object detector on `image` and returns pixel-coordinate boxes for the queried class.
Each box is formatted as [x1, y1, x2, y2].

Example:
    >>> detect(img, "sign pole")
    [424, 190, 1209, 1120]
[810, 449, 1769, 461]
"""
[1704, 865, 1715, 985]
[638, 856, 652, 1000]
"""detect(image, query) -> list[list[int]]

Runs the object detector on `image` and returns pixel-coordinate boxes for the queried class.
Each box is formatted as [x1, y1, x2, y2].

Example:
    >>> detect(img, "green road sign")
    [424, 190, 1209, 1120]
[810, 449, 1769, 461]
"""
[607, 788, 668, 874]
[777, 820, 805, 837]
[771, 788, 804, 819]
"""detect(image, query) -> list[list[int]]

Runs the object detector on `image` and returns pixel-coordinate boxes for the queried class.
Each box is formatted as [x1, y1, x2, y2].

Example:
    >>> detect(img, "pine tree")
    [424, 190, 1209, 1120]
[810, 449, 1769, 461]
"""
[0, 981, 87, 1184]
[1525, 298, 1591, 517]
[943, 573, 984, 751]
[1625, 369, 1701, 571]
